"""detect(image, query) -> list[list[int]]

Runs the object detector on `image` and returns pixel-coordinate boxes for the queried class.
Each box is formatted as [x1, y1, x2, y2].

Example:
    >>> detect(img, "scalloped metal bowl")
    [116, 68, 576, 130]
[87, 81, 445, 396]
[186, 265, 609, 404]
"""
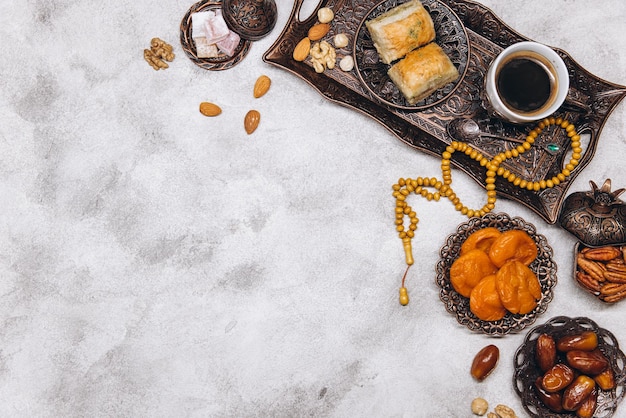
[514, 316, 626, 417]
[435, 212, 557, 336]
[179, 0, 252, 71]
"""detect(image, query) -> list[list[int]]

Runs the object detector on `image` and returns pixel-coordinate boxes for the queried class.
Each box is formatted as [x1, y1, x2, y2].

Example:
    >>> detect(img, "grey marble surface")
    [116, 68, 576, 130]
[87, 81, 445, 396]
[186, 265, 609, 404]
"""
[1, 0, 625, 417]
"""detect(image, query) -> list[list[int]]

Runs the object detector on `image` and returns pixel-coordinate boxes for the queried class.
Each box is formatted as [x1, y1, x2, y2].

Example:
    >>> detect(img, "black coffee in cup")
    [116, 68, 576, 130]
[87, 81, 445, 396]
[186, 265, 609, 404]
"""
[495, 50, 558, 117]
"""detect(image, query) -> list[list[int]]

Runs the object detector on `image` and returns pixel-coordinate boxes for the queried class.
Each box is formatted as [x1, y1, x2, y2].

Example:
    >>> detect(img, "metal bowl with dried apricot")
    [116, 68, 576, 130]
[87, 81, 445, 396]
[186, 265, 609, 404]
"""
[514, 316, 626, 418]
[436, 212, 557, 336]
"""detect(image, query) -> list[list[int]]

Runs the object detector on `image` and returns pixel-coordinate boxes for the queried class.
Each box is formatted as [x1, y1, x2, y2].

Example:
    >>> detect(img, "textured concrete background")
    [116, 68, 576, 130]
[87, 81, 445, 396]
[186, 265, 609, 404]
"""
[1, 0, 625, 416]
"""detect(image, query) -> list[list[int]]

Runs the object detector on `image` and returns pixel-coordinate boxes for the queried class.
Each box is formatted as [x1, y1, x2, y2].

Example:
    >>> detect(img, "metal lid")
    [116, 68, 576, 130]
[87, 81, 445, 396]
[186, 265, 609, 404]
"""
[222, 0, 277, 41]
[559, 179, 626, 247]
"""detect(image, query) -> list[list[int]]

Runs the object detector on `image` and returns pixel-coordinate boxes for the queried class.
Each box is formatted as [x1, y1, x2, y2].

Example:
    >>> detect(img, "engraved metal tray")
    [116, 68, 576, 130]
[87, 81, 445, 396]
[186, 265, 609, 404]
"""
[262, 0, 626, 224]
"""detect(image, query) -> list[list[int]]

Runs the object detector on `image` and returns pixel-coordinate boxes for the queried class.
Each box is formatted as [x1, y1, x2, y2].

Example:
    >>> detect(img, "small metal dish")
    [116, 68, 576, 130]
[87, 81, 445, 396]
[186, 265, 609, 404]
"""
[435, 212, 557, 336]
[513, 316, 626, 418]
[574, 242, 626, 303]
[179, 0, 252, 71]
[222, 0, 277, 41]
[353, 0, 470, 111]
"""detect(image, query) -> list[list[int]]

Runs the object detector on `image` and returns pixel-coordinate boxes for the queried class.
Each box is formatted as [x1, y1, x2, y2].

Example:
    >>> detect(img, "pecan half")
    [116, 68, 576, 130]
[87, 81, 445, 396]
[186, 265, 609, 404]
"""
[584, 246, 621, 261]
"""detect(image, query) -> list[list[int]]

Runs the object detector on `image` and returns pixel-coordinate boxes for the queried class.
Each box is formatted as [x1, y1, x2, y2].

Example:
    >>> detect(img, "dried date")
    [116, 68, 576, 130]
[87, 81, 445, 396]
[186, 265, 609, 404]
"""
[566, 349, 609, 375]
[594, 366, 616, 390]
[562, 375, 596, 411]
[535, 333, 557, 372]
[542, 363, 575, 393]
[471, 344, 499, 381]
[556, 331, 598, 352]
[533, 377, 563, 413]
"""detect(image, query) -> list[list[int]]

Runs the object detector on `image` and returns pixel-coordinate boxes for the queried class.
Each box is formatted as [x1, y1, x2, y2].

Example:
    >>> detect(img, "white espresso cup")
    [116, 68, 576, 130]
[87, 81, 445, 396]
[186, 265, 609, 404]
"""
[484, 41, 569, 124]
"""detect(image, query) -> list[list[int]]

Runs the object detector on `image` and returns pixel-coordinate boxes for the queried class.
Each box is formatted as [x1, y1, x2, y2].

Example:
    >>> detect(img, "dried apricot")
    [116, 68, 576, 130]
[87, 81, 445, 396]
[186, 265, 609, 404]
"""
[460, 227, 502, 255]
[495, 260, 541, 314]
[488, 229, 538, 267]
[470, 275, 507, 321]
[450, 249, 499, 297]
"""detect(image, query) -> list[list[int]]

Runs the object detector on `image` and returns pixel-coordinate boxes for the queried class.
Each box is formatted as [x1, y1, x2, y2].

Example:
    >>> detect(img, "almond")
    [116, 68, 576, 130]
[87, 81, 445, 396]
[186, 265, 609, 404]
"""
[199, 102, 222, 117]
[308, 23, 330, 41]
[244, 110, 260, 134]
[293, 37, 311, 62]
[253, 75, 271, 98]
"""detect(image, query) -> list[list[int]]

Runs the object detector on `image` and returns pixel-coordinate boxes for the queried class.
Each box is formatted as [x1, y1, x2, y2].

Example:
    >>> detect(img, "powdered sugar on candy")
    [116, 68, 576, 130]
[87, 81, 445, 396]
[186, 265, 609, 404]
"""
[192, 9, 241, 58]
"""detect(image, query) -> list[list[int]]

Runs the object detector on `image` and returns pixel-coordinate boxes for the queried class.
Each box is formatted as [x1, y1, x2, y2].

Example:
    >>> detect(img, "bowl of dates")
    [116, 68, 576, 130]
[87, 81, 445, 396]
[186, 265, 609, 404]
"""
[514, 316, 626, 417]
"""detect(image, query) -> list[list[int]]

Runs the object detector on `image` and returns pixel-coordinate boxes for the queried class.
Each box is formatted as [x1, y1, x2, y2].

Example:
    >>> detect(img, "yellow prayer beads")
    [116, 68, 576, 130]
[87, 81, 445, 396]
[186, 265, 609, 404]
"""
[393, 116, 581, 305]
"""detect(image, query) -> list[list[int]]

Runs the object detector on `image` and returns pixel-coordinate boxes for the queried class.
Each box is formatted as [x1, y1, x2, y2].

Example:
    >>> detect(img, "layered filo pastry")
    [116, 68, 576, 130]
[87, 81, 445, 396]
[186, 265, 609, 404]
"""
[365, 0, 436, 64]
[387, 42, 459, 105]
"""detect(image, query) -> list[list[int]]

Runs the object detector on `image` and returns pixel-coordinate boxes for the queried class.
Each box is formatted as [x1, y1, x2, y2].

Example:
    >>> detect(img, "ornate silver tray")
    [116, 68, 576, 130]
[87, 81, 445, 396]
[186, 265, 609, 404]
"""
[263, 0, 626, 224]
[435, 212, 557, 336]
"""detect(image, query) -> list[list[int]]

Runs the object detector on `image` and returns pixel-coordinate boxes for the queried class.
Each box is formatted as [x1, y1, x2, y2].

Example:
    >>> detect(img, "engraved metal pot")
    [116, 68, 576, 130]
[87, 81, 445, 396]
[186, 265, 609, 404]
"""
[222, 0, 277, 41]
[559, 179, 626, 247]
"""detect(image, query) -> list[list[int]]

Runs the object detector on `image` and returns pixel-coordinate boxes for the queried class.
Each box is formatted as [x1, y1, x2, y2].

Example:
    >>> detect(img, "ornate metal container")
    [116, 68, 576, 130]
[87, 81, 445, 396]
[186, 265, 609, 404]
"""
[222, 0, 277, 41]
[559, 179, 626, 247]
